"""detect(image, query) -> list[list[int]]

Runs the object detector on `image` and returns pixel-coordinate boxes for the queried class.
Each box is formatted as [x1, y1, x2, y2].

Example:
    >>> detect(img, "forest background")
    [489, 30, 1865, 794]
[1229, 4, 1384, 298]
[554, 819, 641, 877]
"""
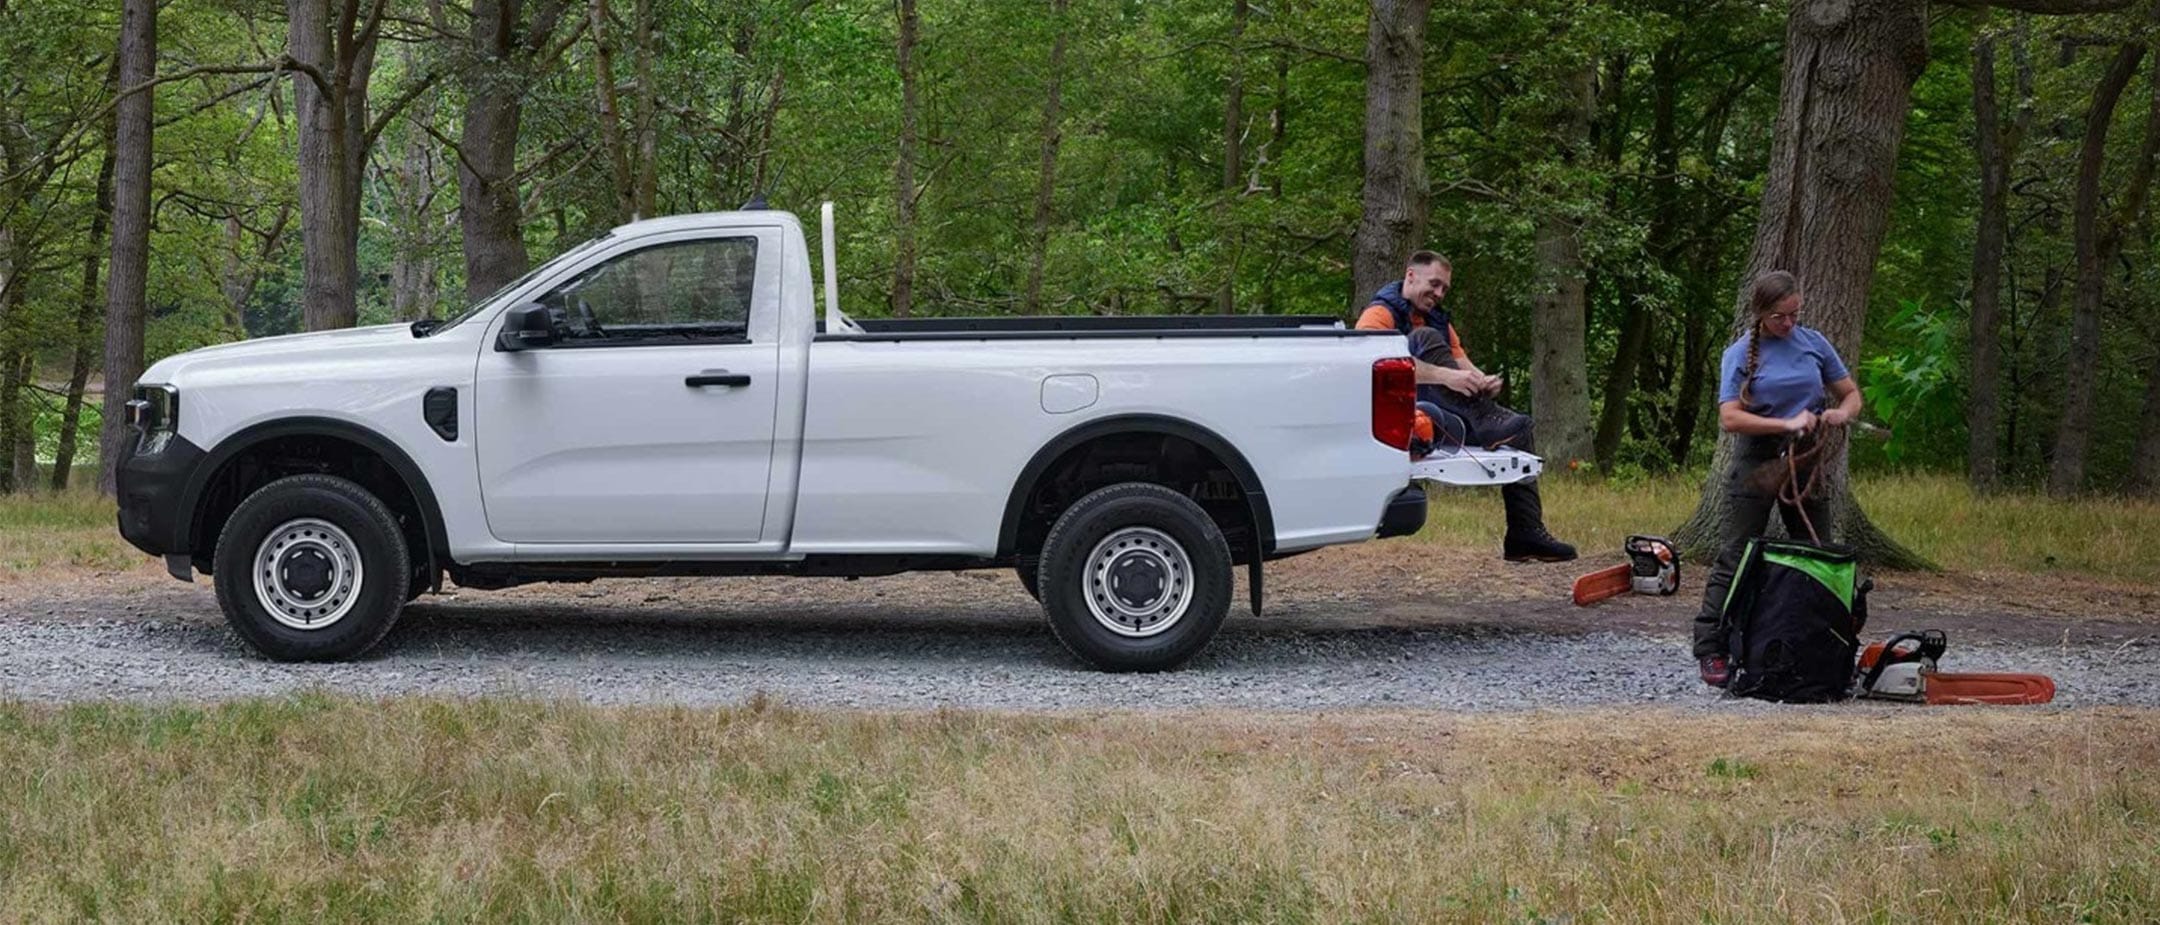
[3, 0, 2157, 512]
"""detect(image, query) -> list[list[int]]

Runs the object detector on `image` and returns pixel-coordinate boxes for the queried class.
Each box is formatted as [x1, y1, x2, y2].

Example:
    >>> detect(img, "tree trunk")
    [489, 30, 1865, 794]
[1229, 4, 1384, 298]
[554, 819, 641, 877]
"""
[1674, 0, 1930, 569]
[6, 352, 30, 489]
[0, 233, 24, 494]
[387, 43, 440, 323]
[1217, 0, 1248, 316]
[892, 0, 920, 318]
[631, 0, 656, 218]
[1022, 0, 1069, 316]
[220, 205, 290, 338]
[1668, 283, 1711, 467]
[2050, 42, 2155, 496]
[459, 0, 533, 302]
[53, 137, 117, 492]
[591, 0, 634, 224]
[2131, 346, 2160, 495]
[99, 0, 155, 496]
[1530, 62, 1595, 468]
[1596, 43, 1678, 471]
[288, 0, 378, 332]
[1350, 0, 1429, 305]
[1269, 45, 1287, 200]
[1968, 31, 2009, 491]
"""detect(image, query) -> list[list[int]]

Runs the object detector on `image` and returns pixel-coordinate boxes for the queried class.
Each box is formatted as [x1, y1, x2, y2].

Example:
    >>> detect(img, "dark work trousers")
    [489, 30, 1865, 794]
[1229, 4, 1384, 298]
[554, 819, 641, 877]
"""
[1406, 326, 1547, 535]
[1691, 438, 1836, 658]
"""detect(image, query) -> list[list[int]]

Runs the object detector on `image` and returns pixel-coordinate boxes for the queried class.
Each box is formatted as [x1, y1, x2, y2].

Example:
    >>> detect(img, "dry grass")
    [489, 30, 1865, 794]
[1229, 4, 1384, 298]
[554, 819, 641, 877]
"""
[0, 487, 144, 581]
[0, 695, 2154, 922]
[1419, 472, 2160, 585]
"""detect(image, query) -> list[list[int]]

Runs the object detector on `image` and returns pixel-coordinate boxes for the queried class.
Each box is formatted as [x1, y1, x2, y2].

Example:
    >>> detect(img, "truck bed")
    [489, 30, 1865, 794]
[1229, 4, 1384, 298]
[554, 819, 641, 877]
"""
[821, 314, 1377, 341]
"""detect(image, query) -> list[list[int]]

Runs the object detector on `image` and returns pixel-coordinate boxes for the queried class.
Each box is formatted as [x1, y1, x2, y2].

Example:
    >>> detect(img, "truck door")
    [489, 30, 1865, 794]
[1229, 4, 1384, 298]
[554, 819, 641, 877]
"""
[475, 230, 782, 544]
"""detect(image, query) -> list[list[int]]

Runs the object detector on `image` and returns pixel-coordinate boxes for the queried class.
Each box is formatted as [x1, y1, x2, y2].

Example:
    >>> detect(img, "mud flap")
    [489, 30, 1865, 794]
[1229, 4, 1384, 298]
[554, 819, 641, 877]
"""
[1247, 528, 1265, 617]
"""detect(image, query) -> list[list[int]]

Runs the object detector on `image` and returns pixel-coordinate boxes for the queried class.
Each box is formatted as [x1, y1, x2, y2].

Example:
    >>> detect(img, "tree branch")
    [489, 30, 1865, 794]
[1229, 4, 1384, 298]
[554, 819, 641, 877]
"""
[363, 68, 447, 155]
[507, 138, 582, 187]
[419, 120, 487, 182]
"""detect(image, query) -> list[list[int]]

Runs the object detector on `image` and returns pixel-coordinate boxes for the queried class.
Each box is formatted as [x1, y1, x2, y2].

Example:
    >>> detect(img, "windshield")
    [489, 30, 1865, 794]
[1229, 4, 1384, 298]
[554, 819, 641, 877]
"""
[421, 232, 614, 335]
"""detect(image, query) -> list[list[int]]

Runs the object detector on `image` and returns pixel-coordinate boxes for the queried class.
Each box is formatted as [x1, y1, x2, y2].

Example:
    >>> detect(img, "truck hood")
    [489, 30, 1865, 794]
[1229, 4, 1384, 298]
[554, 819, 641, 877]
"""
[141, 323, 417, 384]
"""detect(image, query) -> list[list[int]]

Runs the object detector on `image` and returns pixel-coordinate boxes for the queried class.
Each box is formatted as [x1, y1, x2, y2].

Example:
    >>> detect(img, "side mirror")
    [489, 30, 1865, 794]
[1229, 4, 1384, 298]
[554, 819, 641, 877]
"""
[496, 303, 557, 352]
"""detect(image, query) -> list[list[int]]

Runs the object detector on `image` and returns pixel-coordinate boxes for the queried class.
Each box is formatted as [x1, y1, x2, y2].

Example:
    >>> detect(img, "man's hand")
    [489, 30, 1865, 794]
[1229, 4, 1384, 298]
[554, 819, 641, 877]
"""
[1820, 408, 1851, 427]
[1784, 409, 1818, 435]
[1479, 373, 1504, 397]
[1440, 368, 1482, 397]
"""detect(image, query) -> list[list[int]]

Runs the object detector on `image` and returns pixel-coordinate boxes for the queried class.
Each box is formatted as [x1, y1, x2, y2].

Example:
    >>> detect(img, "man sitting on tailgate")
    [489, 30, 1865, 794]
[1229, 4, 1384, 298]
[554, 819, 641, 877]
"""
[1356, 250, 1576, 562]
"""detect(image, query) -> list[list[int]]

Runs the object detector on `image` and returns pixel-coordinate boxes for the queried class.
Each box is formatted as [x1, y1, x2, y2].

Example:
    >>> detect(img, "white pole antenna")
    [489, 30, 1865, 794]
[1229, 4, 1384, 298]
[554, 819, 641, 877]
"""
[820, 202, 840, 334]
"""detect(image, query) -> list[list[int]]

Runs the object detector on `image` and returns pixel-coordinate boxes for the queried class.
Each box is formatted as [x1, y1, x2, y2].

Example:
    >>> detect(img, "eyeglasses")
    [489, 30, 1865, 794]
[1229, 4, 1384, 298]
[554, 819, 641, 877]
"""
[1766, 308, 1802, 322]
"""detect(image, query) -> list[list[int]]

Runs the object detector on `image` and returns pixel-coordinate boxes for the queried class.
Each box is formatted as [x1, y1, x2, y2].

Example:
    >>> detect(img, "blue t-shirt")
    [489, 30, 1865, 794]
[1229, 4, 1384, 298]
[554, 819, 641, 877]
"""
[1717, 325, 1850, 418]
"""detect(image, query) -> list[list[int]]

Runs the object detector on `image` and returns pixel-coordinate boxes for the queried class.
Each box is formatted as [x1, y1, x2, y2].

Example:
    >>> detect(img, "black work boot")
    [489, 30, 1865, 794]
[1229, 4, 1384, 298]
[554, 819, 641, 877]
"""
[1501, 481, 1577, 562]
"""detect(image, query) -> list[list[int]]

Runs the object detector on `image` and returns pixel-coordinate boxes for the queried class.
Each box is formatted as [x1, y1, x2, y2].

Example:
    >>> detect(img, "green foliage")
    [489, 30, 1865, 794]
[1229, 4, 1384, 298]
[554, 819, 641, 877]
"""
[1858, 300, 1964, 466]
[4, 0, 2160, 494]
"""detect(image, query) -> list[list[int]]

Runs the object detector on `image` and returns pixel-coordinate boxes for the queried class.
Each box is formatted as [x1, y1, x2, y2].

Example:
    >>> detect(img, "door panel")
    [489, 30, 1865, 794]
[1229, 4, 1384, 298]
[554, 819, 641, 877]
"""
[475, 233, 781, 544]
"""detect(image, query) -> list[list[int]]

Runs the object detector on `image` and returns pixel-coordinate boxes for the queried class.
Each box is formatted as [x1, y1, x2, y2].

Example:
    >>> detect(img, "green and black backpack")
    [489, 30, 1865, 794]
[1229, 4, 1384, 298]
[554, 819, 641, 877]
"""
[1720, 538, 1871, 703]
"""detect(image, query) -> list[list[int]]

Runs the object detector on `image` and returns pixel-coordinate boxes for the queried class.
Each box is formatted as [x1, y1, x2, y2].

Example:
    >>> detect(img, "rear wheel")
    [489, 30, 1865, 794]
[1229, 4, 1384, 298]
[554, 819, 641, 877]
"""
[212, 474, 411, 661]
[1036, 482, 1232, 671]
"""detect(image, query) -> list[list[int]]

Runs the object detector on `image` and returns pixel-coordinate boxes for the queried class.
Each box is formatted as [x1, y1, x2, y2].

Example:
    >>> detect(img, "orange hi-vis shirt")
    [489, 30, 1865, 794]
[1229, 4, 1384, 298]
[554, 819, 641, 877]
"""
[1355, 304, 1469, 363]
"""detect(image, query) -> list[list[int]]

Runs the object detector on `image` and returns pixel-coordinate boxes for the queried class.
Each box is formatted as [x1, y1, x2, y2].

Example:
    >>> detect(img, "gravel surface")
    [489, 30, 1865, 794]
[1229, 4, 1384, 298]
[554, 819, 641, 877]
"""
[3, 575, 2156, 711]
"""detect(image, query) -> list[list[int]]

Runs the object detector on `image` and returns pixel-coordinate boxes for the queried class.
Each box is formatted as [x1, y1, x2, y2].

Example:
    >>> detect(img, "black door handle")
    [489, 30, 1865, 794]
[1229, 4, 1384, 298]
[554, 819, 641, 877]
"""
[685, 372, 752, 388]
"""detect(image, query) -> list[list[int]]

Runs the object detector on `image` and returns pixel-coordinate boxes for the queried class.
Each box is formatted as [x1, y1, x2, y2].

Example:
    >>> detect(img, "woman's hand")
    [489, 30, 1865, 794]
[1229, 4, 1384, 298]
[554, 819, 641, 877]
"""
[1783, 410, 1818, 434]
[1820, 408, 1851, 427]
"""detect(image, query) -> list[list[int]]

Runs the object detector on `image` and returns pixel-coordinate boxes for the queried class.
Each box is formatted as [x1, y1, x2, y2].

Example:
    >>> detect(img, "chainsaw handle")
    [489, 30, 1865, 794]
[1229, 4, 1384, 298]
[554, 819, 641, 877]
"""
[1861, 631, 1942, 693]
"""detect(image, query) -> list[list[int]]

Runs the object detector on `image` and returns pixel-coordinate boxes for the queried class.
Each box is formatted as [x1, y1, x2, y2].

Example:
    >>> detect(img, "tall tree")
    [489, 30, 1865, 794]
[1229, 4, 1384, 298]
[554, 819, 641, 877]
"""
[1675, 0, 1931, 566]
[1022, 0, 1070, 316]
[2132, 347, 2160, 495]
[286, 0, 435, 331]
[1967, 24, 2013, 491]
[1351, 0, 1429, 305]
[381, 54, 442, 324]
[455, 0, 577, 301]
[2049, 37, 2160, 497]
[1530, 61, 1595, 468]
[892, 0, 920, 317]
[98, 0, 156, 496]
[53, 123, 117, 492]
[1675, 0, 2132, 562]
[1217, 0, 1249, 315]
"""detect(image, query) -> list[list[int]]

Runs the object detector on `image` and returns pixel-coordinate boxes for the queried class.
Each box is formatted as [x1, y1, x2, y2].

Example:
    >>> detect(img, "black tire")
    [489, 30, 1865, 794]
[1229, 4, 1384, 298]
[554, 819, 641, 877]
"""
[212, 474, 411, 661]
[1037, 482, 1233, 671]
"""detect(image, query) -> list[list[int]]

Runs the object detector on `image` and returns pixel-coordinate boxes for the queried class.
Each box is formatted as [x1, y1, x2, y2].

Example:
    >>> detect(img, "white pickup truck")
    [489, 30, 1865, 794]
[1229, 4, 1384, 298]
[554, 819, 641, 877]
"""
[117, 207, 1532, 670]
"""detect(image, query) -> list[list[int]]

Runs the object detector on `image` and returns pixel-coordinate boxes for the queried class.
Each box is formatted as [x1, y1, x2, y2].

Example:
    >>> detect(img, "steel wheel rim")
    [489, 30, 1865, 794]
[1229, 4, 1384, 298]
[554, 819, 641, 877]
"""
[252, 518, 364, 630]
[1083, 526, 1195, 638]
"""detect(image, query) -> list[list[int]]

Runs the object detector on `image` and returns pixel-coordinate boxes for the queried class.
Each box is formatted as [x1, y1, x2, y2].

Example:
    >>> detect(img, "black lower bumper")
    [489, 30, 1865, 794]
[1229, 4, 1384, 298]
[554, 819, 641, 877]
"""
[115, 433, 206, 561]
[1377, 482, 1428, 539]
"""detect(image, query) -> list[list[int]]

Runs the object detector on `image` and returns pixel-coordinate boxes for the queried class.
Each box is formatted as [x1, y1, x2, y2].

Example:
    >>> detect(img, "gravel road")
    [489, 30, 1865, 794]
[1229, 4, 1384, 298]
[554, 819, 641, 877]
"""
[4, 565, 2156, 711]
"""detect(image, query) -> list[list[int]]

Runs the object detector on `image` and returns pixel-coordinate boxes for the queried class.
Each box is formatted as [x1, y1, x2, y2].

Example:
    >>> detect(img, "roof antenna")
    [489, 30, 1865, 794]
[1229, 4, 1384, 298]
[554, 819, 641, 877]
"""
[740, 165, 783, 210]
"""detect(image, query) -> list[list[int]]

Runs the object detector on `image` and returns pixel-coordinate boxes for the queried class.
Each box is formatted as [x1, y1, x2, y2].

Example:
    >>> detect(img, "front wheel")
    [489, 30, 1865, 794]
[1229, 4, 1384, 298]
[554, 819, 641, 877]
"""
[1036, 483, 1233, 671]
[212, 474, 411, 661]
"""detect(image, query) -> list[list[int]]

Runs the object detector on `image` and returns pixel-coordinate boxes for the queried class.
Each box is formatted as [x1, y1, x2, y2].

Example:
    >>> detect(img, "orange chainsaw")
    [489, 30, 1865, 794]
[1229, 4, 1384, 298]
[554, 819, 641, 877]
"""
[1571, 535, 1679, 606]
[1856, 630, 2056, 705]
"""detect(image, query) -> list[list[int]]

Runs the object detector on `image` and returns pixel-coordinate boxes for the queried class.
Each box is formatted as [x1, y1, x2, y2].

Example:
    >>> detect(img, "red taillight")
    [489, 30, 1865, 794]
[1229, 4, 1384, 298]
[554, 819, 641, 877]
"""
[1372, 356, 1415, 450]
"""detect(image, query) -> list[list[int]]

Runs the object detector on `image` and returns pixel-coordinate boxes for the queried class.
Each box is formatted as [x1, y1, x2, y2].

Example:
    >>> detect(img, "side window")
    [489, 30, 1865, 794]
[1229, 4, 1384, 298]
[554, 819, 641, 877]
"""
[538, 236, 759, 343]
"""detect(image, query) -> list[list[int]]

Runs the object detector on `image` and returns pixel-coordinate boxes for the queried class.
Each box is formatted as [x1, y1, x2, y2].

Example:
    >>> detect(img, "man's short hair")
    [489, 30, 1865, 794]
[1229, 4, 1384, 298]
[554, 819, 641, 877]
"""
[1406, 250, 1452, 273]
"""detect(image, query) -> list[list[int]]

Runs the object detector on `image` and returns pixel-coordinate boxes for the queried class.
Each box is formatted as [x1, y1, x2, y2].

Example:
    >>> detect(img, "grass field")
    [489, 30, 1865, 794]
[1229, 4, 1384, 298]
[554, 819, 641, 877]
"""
[1418, 472, 2160, 585]
[0, 695, 2152, 922]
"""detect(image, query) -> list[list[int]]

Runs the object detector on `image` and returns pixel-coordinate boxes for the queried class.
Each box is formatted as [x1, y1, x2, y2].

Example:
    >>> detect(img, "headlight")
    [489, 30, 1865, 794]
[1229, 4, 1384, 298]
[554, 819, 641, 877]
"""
[126, 384, 179, 455]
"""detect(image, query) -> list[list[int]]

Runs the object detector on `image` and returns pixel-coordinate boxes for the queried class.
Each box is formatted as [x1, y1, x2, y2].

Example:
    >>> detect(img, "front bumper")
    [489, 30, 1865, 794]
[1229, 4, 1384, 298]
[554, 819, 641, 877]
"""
[1376, 483, 1428, 539]
[115, 431, 207, 564]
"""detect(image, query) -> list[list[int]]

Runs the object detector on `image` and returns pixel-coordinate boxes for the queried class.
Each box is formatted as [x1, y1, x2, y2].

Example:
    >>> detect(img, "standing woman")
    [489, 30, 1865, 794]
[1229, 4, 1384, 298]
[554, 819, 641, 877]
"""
[1693, 270, 1863, 688]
